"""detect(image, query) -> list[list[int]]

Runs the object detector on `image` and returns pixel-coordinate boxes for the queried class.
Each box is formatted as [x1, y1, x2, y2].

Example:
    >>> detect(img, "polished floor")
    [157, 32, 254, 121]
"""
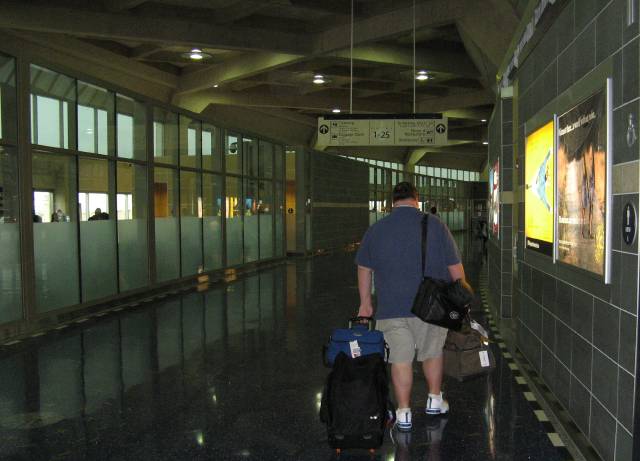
[0, 235, 567, 460]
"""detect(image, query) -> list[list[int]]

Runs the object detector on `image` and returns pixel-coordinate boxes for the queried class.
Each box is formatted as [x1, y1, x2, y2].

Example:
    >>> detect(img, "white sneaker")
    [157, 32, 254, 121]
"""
[395, 407, 412, 431]
[425, 393, 449, 415]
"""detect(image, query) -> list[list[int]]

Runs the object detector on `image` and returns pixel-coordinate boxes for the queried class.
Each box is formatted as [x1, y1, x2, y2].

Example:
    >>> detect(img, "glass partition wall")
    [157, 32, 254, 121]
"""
[1, 57, 286, 327]
[366, 163, 474, 231]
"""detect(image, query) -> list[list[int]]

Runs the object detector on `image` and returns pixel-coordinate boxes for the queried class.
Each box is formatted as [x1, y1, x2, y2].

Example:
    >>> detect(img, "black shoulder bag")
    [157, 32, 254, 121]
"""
[410, 214, 473, 331]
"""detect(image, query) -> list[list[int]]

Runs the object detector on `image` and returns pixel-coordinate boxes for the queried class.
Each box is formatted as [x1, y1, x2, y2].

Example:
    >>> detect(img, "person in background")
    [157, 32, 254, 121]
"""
[51, 209, 66, 222]
[430, 206, 439, 216]
[89, 208, 109, 221]
[356, 182, 471, 433]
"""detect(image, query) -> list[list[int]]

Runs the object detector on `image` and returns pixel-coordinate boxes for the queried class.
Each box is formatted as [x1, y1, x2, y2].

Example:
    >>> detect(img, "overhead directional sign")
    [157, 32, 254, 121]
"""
[316, 114, 448, 147]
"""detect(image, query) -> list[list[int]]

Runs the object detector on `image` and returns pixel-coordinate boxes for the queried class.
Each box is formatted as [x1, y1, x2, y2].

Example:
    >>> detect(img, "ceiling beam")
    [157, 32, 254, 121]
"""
[327, 44, 478, 78]
[313, 0, 472, 54]
[213, 0, 291, 24]
[130, 44, 167, 59]
[0, 0, 313, 54]
[4, 30, 177, 100]
[175, 52, 305, 96]
[456, 0, 519, 69]
[416, 90, 494, 113]
[104, 0, 146, 12]
[406, 144, 486, 170]
[175, 88, 410, 114]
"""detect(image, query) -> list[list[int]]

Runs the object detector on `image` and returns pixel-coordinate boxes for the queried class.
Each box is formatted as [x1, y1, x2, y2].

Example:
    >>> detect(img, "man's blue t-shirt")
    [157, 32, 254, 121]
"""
[355, 207, 461, 320]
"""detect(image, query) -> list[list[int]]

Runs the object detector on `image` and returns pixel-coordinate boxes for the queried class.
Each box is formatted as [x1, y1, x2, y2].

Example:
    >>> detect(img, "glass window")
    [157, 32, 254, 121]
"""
[0, 55, 17, 142]
[154, 167, 179, 281]
[274, 145, 284, 179]
[243, 137, 258, 178]
[464, 171, 470, 181]
[153, 108, 178, 165]
[203, 173, 223, 270]
[117, 162, 148, 291]
[259, 140, 273, 178]
[116, 94, 146, 160]
[202, 123, 221, 171]
[225, 176, 243, 265]
[33, 152, 79, 311]
[225, 132, 241, 174]
[180, 170, 202, 276]
[274, 181, 284, 257]
[30, 65, 76, 150]
[0, 147, 21, 322]
[77, 81, 113, 155]
[179, 115, 200, 168]
[79, 158, 117, 301]
[244, 178, 258, 263]
[259, 180, 273, 259]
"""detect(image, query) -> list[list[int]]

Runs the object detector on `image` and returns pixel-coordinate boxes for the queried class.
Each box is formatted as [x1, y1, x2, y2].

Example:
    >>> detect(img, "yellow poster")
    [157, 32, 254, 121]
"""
[525, 121, 554, 256]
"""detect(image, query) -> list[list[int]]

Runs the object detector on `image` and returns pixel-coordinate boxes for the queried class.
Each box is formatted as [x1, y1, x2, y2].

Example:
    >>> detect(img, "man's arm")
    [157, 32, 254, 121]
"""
[448, 262, 473, 294]
[357, 265, 374, 317]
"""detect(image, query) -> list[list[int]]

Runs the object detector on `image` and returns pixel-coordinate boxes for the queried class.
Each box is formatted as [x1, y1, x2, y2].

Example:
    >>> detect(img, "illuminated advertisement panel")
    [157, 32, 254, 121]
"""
[557, 90, 607, 275]
[525, 120, 555, 256]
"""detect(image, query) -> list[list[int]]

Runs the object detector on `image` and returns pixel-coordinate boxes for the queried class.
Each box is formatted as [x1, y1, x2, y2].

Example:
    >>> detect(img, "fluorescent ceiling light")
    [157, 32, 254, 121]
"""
[332, 108, 341, 113]
[482, 141, 489, 145]
[481, 119, 487, 122]
[313, 74, 325, 84]
[213, 84, 219, 88]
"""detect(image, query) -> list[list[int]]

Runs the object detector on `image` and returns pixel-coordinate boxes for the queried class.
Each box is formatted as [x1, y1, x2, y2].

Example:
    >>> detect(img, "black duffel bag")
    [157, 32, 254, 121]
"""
[411, 215, 473, 330]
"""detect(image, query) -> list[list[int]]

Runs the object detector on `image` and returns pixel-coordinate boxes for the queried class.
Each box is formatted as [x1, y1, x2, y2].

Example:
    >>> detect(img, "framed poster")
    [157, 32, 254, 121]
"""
[557, 87, 609, 277]
[489, 159, 499, 237]
[525, 120, 555, 256]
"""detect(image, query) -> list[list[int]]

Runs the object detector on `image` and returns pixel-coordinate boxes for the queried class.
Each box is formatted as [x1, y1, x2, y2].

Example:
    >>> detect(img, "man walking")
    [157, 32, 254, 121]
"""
[355, 182, 470, 432]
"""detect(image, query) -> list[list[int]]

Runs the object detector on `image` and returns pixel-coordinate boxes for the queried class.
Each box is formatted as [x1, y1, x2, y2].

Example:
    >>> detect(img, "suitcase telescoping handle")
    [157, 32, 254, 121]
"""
[348, 316, 374, 330]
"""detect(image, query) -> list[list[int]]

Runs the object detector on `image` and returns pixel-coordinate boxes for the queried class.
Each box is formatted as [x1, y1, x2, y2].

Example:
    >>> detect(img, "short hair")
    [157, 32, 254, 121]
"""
[430, 206, 437, 214]
[392, 182, 418, 202]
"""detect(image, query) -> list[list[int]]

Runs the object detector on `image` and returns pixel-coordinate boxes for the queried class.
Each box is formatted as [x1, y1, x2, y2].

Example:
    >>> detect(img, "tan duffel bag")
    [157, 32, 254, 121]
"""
[443, 321, 496, 381]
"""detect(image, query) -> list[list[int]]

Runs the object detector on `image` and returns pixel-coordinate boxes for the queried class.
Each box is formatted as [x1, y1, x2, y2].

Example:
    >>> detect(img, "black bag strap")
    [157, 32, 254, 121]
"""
[420, 214, 429, 276]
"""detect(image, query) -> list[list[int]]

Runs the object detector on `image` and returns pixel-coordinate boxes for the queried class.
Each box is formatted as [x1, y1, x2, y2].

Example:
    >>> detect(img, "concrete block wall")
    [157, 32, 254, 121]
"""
[488, 96, 515, 319]
[493, 2, 640, 459]
[310, 152, 369, 252]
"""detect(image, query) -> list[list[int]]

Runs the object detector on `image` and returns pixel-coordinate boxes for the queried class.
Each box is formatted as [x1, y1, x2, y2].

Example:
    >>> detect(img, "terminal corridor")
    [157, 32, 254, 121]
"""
[0, 240, 569, 460]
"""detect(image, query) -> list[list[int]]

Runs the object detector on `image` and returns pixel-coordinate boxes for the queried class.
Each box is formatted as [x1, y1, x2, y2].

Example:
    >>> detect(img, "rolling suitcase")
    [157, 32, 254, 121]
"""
[320, 317, 394, 455]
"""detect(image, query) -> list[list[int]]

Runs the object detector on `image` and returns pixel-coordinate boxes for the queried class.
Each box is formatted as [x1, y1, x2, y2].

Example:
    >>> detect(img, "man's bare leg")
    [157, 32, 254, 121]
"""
[391, 362, 413, 408]
[422, 356, 443, 395]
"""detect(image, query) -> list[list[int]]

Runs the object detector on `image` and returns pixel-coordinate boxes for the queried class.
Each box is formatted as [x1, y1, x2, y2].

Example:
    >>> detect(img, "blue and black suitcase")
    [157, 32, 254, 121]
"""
[320, 317, 394, 454]
[323, 317, 387, 367]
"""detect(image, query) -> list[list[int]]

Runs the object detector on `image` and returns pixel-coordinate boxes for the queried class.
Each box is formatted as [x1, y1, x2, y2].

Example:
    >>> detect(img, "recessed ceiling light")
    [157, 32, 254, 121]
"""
[313, 74, 325, 84]
[416, 70, 430, 81]
[213, 84, 219, 88]
[181, 47, 211, 61]
[482, 141, 489, 145]
[481, 119, 487, 122]
[332, 108, 341, 113]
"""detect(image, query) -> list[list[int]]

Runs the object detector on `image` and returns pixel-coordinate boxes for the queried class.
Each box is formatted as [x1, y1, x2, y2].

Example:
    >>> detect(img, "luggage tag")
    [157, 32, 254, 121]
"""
[479, 350, 491, 367]
[349, 340, 361, 358]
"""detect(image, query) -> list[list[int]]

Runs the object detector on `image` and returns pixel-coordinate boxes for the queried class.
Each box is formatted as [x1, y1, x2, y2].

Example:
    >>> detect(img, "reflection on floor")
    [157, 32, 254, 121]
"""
[0, 232, 567, 460]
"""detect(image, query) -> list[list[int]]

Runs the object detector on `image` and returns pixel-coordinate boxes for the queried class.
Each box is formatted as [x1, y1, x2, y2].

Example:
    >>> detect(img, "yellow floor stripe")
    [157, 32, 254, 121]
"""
[515, 376, 527, 385]
[534, 410, 549, 422]
[498, 342, 506, 348]
[524, 392, 536, 402]
[508, 363, 519, 371]
[503, 352, 512, 358]
[547, 433, 565, 447]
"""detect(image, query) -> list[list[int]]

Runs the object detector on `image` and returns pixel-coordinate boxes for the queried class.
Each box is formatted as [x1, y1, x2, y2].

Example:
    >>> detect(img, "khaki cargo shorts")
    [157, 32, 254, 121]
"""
[376, 317, 448, 363]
